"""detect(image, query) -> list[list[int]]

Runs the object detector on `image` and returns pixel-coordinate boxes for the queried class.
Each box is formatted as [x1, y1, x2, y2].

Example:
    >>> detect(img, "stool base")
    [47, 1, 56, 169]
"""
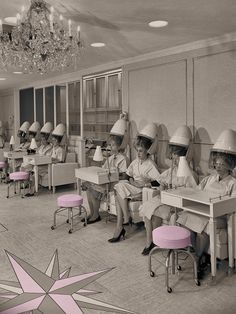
[148, 247, 200, 293]
[51, 205, 87, 234]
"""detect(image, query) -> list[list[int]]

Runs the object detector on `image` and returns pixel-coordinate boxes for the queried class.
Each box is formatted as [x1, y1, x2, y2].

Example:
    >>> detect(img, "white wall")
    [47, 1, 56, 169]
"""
[123, 41, 236, 175]
[1, 35, 236, 173]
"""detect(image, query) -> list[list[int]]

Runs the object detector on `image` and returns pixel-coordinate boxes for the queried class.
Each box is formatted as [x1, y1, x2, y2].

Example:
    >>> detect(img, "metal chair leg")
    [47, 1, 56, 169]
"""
[166, 250, 172, 293]
[177, 249, 200, 286]
[69, 208, 73, 233]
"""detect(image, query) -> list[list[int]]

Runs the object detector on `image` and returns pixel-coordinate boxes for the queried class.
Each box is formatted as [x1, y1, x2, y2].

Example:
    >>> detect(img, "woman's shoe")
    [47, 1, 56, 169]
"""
[123, 217, 132, 226]
[141, 242, 155, 256]
[108, 228, 126, 243]
[87, 215, 101, 224]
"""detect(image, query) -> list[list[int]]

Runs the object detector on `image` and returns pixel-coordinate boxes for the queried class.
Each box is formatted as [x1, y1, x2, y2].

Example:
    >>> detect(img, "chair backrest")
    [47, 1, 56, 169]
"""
[65, 152, 77, 163]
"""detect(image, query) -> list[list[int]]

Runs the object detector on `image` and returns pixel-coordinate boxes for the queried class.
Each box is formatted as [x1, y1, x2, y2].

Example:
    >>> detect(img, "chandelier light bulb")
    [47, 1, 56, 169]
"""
[0, 0, 82, 74]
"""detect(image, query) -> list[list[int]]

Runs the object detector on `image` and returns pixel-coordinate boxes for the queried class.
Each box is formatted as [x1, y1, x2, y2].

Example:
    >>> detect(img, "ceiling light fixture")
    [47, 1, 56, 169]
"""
[13, 71, 23, 74]
[0, 0, 83, 74]
[91, 42, 106, 47]
[0, 78, 6, 80]
[148, 20, 168, 28]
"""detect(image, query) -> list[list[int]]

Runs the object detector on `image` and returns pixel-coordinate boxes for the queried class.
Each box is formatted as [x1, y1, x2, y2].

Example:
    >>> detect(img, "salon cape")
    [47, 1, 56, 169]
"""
[139, 166, 197, 220]
[114, 157, 160, 200]
[176, 174, 236, 234]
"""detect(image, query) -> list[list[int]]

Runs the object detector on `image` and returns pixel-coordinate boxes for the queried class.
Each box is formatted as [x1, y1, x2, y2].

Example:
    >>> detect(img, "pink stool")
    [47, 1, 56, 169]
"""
[7, 171, 29, 198]
[51, 194, 87, 234]
[0, 162, 5, 182]
[149, 226, 200, 293]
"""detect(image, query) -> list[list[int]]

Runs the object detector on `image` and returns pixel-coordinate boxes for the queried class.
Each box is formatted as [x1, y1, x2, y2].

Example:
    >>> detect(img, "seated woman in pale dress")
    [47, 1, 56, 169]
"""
[25, 123, 65, 196]
[176, 129, 236, 276]
[83, 135, 129, 224]
[139, 125, 197, 255]
[108, 123, 160, 243]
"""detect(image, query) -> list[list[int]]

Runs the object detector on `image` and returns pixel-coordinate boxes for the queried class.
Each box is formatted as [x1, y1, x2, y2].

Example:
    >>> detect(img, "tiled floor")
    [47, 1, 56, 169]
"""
[0, 183, 236, 313]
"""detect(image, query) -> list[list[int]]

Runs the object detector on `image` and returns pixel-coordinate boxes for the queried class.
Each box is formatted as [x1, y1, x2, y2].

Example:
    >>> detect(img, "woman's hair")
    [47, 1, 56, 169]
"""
[134, 135, 153, 152]
[41, 132, 50, 141]
[210, 151, 236, 171]
[108, 134, 125, 153]
[169, 144, 188, 158]
[109, 134, 123, 147]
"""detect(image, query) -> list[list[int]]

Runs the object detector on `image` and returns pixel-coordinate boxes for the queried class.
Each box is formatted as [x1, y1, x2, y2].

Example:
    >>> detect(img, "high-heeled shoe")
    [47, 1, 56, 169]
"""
[141, 242, 155, 256]
[123, 217, 132, 226]
[108, 228, 126, 243]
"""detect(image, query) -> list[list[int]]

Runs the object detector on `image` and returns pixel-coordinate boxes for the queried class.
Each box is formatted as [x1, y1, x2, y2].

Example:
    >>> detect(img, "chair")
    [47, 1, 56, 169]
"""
[7, 171, 29, 198]
[40, 152, 78, 193]
[148, 225, 200, 293]
[51, 194, 87, 233]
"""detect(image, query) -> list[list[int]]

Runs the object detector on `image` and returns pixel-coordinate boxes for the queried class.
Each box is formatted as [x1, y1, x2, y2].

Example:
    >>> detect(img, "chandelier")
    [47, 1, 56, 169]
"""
[0, 0, 82, 74]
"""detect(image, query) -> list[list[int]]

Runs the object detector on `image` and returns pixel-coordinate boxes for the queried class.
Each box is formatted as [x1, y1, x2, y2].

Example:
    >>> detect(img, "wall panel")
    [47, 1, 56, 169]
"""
[193, 50, 236, 144]
[128, 60, 187, 141]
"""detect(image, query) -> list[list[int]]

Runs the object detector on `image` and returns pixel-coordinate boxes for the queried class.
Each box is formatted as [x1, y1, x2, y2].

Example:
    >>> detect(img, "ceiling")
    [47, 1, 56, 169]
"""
[0, 0, 236, 90]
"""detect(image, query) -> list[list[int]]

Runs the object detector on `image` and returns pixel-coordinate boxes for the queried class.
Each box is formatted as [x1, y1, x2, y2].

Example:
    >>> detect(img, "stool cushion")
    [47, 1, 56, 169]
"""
[152, 226, 191, 249]
[57, 194, 83, 208]
[0, 161, 5, 168]
[9, 171, 29, 181]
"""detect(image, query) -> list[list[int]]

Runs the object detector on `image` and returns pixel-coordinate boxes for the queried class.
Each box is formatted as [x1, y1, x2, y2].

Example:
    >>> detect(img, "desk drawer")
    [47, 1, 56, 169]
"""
[161, 192, 182, 208]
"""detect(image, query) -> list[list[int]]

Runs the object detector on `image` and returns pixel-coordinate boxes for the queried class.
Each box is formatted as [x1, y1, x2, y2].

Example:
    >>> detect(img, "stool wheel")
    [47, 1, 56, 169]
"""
[177, 265, 182, 271]
[68, 229, 73, 234]
[6, 196, 9, 199]
[66, 219, 69, 223]
[195, 280, 201, 286]
[167, 287, 172, 293]
[150, 271, 155, 277]
[83, 222, 87, 227]
[51, 226, 55, 230]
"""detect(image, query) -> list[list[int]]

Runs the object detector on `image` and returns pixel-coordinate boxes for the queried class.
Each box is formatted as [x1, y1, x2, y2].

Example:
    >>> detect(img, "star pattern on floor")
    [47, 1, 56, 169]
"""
[0, 250, 136, 314]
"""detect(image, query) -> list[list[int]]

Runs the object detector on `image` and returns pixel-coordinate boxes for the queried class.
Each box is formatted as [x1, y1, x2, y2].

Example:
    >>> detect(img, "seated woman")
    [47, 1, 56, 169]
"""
[176, 129, 236, 277]
[25, 123, 65, 196]
[84, 137, 129, 224]
[3, 121, 31, 180]
[108, 123, 160, 243]
[139, 125, 197, 255]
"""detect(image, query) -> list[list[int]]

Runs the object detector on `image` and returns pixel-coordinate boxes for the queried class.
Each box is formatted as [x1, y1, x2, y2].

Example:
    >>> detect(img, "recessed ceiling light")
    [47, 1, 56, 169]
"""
[90, 42, 106, 48]
[13, 71, 23, 74]
[4, 17, 17, 25]
[0, 78, 6, 81]
[148, 20, 168, 28]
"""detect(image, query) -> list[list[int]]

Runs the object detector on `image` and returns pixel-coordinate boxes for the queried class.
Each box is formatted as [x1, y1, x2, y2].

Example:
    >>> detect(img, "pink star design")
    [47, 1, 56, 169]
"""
[0, 250, 136, 314]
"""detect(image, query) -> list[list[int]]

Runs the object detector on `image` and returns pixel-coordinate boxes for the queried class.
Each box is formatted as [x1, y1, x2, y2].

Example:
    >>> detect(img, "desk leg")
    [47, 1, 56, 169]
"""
[77, 178, 81, 195]
[227, 213, 235, 273]
[13, 159, 16, 172]
[34, 165, 39, 194]
[48, 164, 52, 191]
[209, 218, 217, 279]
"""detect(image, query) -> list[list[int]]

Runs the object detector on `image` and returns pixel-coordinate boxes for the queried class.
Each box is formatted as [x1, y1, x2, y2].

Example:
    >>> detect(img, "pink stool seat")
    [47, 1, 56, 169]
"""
[0, 161, 5, 168]
[152, 226, 191, 249]
[57, 194, 83, 208]
[9, 171, 29, 181]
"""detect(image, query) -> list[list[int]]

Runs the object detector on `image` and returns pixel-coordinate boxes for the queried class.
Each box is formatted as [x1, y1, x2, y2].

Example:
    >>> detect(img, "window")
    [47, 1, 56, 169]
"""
[45, 86, 54, 125]
[35, 88, 44, 126]
[83, 69, 122, 140]
[19, 87, 34, 125]
[68, 81, 80, 136]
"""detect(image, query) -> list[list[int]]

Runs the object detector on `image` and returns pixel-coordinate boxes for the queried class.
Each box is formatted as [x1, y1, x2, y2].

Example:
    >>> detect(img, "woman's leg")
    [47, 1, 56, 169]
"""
[144, 216, 162, 248]
[86, 190, 100, 221]
[112, 192, 125, 238]
[116, 192, 130, 223]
